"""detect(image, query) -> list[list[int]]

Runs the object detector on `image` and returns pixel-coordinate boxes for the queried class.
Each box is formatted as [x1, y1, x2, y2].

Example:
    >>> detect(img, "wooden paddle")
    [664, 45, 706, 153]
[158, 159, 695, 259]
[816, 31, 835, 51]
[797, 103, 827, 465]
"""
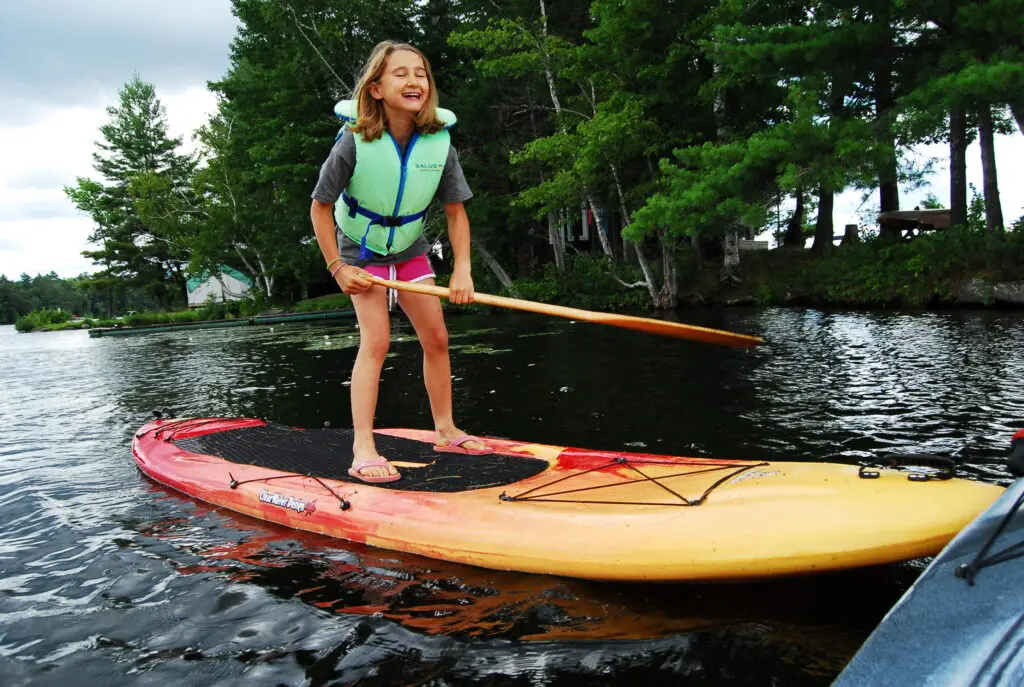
[365, 276, 763, 348]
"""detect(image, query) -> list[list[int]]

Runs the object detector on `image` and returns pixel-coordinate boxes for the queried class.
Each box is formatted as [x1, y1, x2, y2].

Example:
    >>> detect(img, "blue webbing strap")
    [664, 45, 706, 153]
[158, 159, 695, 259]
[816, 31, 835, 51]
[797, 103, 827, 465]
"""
[341, 193, 428, 259]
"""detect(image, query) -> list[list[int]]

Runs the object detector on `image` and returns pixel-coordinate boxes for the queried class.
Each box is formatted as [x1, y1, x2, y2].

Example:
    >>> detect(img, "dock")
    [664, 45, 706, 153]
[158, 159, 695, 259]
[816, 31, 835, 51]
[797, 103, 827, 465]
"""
[87, 309, 356, 338]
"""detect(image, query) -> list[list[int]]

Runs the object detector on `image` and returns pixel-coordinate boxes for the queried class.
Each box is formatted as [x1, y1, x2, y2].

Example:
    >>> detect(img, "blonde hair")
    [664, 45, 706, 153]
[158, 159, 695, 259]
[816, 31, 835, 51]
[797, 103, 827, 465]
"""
[351, 41, 445, 141]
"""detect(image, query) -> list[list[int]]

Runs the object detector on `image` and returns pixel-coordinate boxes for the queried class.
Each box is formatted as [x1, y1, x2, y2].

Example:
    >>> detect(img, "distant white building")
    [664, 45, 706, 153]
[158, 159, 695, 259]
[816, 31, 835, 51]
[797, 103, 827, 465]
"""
[186, 266, 253, 308]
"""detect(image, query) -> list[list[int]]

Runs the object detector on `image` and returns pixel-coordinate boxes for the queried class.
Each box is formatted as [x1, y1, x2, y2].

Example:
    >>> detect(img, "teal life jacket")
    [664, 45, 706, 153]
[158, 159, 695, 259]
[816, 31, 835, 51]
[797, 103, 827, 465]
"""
[332, 100, 456, 260]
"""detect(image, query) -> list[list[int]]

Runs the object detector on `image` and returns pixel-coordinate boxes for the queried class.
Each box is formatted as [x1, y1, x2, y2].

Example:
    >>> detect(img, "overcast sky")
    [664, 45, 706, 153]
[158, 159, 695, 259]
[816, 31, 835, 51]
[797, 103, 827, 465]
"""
[0, 1, 1021, 280]
[0, 0, 238, 280]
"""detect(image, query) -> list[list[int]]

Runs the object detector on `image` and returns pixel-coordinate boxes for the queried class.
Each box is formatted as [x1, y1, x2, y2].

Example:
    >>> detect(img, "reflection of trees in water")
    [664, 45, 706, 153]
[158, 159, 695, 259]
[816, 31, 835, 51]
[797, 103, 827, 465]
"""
[746, 309, 1024, 475]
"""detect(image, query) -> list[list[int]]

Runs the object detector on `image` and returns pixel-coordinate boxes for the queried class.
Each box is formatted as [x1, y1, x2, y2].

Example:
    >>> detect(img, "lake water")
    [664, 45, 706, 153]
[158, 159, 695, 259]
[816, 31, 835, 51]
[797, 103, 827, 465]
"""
[1, 306, 1022, 685]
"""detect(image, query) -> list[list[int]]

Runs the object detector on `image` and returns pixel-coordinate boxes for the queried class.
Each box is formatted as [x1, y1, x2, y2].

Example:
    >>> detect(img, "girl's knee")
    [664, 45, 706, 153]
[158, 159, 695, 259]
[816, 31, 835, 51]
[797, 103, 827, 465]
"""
[359, 334, 391, 362]
[419, 326, 448, 355]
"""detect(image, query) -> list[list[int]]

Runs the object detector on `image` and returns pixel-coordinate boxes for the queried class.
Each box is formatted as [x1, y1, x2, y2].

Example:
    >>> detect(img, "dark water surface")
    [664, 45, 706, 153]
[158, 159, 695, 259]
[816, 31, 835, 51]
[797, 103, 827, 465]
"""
[2, 307, 1022, 686]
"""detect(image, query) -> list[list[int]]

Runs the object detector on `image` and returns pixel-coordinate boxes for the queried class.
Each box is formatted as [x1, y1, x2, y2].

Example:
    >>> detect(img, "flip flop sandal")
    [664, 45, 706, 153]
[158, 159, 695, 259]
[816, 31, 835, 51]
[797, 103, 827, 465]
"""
[347, 457, 401, 483]
[433, 434, 493, 455]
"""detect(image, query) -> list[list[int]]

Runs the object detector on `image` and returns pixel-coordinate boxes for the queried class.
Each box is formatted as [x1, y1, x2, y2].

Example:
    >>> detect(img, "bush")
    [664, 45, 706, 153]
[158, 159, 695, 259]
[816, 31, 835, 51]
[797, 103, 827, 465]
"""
[508, 254, 650, 311]
[14, 308, 71, 332]
[757, 224, 1024, 307]
[291, 293, 353, 313]
[122, 310, 203, 327]
[14, 315, 36, 332]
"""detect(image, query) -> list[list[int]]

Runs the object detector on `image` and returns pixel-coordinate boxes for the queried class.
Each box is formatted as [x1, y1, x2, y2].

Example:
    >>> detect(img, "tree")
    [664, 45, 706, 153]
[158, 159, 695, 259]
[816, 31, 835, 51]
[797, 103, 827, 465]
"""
[453, 0, 611, 269]
[192, 0, 420, 300]
[898, 0, 1022, 230]
[65, 75, 195, 308]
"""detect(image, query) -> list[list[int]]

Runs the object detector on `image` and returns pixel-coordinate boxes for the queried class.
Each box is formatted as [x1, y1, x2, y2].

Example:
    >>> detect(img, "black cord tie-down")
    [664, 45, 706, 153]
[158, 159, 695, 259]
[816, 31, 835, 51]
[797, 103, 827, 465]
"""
[136, 416, 232, 442]
[955, 487, 1024, 586]
[858, 454, 956, 481]
[228, 471, 352, 511]
[499, 457, 770, 506]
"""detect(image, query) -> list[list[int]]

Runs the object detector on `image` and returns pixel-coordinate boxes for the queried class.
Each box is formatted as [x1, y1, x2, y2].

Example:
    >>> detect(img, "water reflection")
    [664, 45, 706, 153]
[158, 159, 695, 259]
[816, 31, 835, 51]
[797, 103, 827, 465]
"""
[745, 309, 1024, 478]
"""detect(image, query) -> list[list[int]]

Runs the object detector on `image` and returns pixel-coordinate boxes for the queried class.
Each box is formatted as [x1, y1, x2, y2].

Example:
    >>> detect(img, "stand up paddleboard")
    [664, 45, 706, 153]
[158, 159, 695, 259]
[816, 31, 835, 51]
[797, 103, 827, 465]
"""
[132, 417, 1004, 583]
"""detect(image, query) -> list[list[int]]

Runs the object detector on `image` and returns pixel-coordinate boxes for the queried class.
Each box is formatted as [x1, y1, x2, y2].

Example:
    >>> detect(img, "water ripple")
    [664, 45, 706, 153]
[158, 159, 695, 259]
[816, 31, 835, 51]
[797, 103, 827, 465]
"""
[1, 309, 1022, 684]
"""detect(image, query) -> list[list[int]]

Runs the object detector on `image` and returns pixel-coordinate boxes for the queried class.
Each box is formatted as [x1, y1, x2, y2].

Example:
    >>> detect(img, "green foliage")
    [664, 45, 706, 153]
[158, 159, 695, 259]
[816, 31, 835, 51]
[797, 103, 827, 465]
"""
[65, 75, 195, 309]
[509, 254, 649, 311]
[290, 293, 354, 313]
[121, 310, 202, 327]
[15, 308, 71, 332]
[0, 272, 162, 325]
[115, 298, 272, 325]
[31, 0, 1021, 316]
[768, 226, 1024, 307]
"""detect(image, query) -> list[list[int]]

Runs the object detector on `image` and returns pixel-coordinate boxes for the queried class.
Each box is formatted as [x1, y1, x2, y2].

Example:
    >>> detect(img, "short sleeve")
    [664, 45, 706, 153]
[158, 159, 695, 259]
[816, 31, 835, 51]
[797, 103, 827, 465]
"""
[310, 130, 356, 203]
[436, 146, 473, 204]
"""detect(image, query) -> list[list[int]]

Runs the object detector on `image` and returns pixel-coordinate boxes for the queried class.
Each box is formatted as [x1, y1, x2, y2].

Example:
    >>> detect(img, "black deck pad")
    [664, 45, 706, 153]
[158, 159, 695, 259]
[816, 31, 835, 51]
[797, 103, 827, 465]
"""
[173, 424, 549, 492]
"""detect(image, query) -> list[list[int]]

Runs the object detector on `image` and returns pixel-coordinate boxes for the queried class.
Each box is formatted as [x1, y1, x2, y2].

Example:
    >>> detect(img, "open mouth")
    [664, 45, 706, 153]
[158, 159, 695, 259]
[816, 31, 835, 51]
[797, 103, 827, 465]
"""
[402, 92, 422, 102]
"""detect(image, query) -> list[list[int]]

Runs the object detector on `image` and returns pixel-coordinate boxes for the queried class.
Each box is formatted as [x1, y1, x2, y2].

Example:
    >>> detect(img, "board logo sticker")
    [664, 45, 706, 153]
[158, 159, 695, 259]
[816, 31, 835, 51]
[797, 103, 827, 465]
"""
[728, 470, 781, 485]
[259, 490, 317, 515]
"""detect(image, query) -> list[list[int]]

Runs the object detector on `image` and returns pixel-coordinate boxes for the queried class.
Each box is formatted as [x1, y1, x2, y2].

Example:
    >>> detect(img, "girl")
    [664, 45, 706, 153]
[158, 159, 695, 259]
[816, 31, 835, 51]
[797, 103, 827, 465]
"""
[310, 41, 490, 484]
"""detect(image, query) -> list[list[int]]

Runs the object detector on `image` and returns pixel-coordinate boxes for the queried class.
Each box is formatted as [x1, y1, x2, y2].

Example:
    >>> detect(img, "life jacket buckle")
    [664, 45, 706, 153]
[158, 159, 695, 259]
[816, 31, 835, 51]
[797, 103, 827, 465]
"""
[382, 216, 403, 227]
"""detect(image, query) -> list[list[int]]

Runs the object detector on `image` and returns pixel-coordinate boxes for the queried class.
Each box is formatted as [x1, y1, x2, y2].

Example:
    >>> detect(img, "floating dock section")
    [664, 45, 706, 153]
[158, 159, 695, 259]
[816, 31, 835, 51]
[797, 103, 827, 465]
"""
[87, 309, 356, 337]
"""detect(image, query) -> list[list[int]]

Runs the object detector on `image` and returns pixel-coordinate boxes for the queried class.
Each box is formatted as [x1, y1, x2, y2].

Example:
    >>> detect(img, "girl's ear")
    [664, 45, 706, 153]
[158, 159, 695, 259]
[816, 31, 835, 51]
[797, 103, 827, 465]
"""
[369, 83, 382, 101]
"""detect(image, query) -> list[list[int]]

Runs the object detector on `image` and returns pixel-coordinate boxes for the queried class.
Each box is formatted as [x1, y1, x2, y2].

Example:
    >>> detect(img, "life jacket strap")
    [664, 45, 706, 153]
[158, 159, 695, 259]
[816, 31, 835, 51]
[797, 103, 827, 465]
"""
[341, 193, 428, 259]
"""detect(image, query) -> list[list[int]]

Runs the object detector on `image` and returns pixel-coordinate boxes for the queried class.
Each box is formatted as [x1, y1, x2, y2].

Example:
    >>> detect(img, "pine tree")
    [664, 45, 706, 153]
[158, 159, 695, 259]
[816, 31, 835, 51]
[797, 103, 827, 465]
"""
[65, 75, 195, 308]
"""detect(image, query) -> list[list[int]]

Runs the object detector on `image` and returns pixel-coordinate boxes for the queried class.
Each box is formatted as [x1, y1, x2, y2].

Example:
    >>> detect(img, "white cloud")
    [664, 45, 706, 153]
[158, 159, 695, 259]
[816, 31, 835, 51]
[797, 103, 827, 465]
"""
[0, 88, 220, 280]
[0, 0, 233, 280]
[0, 218, 98, 279]
[0, 0, 237, 125]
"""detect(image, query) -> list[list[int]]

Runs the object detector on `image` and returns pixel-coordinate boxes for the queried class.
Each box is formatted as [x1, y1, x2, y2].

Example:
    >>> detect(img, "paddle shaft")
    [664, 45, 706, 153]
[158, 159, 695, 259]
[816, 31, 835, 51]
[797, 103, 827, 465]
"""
[364, 276, 763, 348]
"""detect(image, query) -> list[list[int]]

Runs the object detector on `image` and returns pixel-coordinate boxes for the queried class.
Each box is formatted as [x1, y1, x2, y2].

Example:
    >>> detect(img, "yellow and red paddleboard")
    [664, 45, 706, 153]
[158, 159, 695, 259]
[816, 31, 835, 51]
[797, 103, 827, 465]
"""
[132, 417, 1004, 582]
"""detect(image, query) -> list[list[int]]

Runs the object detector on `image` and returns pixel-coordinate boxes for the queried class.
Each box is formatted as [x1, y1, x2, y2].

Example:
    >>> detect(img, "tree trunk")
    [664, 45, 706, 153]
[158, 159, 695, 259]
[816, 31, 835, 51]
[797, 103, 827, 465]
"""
[538, 0, 615, 262]
[783, 191, 805, 247]
[257, 256, 274, 298]
[472, 236, 516, 294]
[610, 162, 659, 305]
[1010, 99, 1024, 136]
[547, 211, 565, 270]
[538, 0, 561, 115]
[234, 243, 273, 298]
[842, 224, 860, 245]
[949, 105, 968, 227]
[977, 103, 1004, 232]
[657, 230, 677, 308]
[875, 20, 900, 237]
[586, 196, 614, 258]
[712, 57, 741, 279]
[721, 231, 740, 283]
[810, 185, 834, 256]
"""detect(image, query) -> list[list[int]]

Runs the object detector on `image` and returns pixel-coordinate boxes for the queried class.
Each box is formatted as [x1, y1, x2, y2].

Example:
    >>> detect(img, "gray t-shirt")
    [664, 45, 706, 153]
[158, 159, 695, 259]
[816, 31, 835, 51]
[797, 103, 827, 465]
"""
[311, 129, 473, 265]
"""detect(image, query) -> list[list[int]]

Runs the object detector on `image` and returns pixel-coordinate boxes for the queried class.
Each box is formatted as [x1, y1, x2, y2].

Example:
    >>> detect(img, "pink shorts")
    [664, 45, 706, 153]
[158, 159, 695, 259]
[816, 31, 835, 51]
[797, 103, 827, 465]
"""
[363, 254, 435, 283]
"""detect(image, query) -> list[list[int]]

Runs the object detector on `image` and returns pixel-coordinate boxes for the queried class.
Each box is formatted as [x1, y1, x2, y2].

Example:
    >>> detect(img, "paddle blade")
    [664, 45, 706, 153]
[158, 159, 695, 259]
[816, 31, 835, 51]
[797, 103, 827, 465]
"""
[584, 311, 763, 348]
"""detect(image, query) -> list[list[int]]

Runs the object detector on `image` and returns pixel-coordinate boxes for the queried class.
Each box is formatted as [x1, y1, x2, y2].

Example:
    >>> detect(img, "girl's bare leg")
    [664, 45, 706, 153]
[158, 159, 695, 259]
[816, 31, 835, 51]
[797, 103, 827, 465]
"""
[349, 285, 398, 478]
[398, 280, 486, 450]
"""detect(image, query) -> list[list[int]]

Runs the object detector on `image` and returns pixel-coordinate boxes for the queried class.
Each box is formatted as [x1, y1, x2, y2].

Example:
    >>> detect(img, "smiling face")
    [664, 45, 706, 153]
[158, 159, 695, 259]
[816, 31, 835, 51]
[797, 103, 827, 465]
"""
[369, 49, 430, 119]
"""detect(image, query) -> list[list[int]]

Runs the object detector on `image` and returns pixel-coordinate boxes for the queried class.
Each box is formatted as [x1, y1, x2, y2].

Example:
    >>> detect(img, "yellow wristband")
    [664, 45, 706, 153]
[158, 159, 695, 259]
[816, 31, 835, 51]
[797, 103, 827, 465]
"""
[325, 257, 343, 270]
